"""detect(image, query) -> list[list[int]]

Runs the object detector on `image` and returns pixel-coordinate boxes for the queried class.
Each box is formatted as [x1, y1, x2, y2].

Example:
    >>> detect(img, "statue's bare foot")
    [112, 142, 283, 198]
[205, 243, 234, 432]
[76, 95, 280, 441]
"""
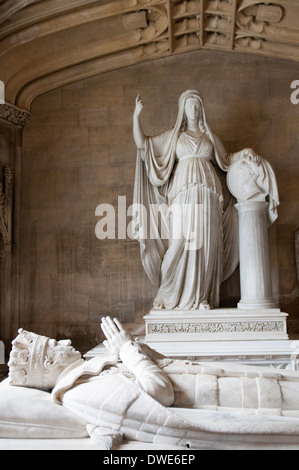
[153, 297, 165, 309]
[199, 301, 211, 311]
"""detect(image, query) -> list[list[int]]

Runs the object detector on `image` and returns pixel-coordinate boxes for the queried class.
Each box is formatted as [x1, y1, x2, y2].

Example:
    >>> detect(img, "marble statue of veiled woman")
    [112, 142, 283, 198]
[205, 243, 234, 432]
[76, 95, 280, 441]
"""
[132, 90, 261, 311]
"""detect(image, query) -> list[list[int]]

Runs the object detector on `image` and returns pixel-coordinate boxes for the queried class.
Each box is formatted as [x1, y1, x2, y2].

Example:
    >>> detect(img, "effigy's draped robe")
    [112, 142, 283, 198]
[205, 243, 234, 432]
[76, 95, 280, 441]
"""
[132, 129, 239, 309]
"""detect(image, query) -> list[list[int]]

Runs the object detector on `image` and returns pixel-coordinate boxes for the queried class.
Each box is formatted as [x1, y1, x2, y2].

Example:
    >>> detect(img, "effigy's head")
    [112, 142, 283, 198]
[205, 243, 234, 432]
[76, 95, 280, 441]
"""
[8, 329, 82, 390]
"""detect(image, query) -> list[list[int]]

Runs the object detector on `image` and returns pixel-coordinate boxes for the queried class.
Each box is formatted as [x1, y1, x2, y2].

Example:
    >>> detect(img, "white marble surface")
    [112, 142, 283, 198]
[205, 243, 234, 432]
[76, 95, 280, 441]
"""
[236, 201, 276, 309]
[143, 308, 288, 342]
[85, 337, 299, 370]
[227, 158, 279, 310]
[132, 90, 262, 312]
[1, 434, 299, 451]
[0, 438, 182, 451]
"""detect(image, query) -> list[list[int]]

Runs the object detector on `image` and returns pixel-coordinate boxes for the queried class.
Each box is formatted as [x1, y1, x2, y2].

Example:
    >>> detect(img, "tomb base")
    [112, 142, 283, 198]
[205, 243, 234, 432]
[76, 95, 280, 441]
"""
[144, 308, 288, 343]
[84, 308, 299, 370]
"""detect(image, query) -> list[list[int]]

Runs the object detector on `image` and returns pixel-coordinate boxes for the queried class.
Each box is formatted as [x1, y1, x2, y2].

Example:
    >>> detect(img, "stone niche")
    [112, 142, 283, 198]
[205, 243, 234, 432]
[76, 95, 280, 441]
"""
[0, 104, 29, 353]
[7, 49, 299, 353]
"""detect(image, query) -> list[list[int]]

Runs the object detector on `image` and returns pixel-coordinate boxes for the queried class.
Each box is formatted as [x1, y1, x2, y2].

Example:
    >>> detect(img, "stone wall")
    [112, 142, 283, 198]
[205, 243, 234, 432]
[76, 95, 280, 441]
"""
[0, 114, 24, 353]
[19, 50, 299, 352]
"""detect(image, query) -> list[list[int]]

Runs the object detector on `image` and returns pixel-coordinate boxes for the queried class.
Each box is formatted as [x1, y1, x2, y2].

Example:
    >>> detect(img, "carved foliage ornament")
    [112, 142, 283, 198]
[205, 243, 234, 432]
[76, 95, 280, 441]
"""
[0, 104, 30, 128]
[235, 1, 286, 53]
[238, 1, 284, 34]
[123, 5, 170, 59]
[148, 321, 284, 334]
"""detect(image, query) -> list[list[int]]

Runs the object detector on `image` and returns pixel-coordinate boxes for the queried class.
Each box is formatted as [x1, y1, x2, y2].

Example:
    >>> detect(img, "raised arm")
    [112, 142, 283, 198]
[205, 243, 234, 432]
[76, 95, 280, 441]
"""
[101, 317, 174, 407]
[133, 94, 146, 150]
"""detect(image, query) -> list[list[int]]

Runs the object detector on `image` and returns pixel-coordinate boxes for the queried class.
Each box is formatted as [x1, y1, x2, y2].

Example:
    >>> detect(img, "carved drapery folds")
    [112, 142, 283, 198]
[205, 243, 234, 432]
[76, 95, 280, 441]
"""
[0, 165, 13, 259]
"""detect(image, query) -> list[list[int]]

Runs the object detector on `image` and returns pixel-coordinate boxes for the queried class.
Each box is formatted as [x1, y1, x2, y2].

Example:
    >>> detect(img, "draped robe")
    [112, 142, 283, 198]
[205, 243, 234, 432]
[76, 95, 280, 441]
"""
[132, 127, 239, 310]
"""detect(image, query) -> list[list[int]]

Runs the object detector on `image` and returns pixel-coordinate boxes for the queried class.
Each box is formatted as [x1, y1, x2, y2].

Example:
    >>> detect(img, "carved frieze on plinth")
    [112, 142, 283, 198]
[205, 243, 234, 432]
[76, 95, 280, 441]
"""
[144, 308, 288, 343]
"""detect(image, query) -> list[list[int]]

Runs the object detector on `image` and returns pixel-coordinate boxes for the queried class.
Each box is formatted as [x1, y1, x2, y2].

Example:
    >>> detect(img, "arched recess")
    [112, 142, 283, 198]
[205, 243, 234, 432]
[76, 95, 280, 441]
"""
[0, 0, 298, 113]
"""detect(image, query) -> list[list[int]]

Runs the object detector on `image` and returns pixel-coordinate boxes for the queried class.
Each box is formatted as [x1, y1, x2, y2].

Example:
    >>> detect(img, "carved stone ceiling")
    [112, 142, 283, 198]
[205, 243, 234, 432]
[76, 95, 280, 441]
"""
[0, 0, 298, 112]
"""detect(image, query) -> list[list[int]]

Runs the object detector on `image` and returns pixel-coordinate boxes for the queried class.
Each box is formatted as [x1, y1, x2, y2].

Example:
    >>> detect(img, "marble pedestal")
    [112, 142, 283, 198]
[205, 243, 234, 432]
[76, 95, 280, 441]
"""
[140, 339, 299, 369]
[84, 309, 299, 370]
[139, 308, 298, 369]
[85, 334, 299, 370]
[236, 201, 276, 309]
[144, 308, 288, 342]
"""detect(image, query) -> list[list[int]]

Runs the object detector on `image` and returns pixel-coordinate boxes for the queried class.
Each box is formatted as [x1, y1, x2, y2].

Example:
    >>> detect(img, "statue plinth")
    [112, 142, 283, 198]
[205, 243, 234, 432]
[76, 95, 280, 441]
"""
[140, 308, 296, 368]
[144, 308, 288, 343]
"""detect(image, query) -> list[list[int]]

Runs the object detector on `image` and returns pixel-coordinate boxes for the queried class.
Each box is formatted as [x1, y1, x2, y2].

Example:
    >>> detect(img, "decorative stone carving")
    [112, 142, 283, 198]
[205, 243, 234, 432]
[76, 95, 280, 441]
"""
[127, 5, 170, 59]
[1, 0, 298, 110]
[0, 165, 13, 259]
[237, 2, 284, 34]
[0, 104, 30, 128]
[148, 320, 284, 334]
[122, 11, 148, 31]
[144, 308, 288, 342]
[235, 1, 299, 61]
[203, 0, 235, 50]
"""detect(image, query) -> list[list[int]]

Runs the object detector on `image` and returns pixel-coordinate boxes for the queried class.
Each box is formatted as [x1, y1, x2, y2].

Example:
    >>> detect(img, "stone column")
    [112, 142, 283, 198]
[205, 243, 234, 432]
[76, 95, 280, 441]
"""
[235, 201, 276, 309]
[0, 104, 29, 352]
[227, 157, 280, 311]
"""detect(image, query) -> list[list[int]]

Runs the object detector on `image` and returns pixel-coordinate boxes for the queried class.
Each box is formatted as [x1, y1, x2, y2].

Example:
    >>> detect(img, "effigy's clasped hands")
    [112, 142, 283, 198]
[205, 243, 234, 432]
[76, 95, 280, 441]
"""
[101, 316, 133, 355]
